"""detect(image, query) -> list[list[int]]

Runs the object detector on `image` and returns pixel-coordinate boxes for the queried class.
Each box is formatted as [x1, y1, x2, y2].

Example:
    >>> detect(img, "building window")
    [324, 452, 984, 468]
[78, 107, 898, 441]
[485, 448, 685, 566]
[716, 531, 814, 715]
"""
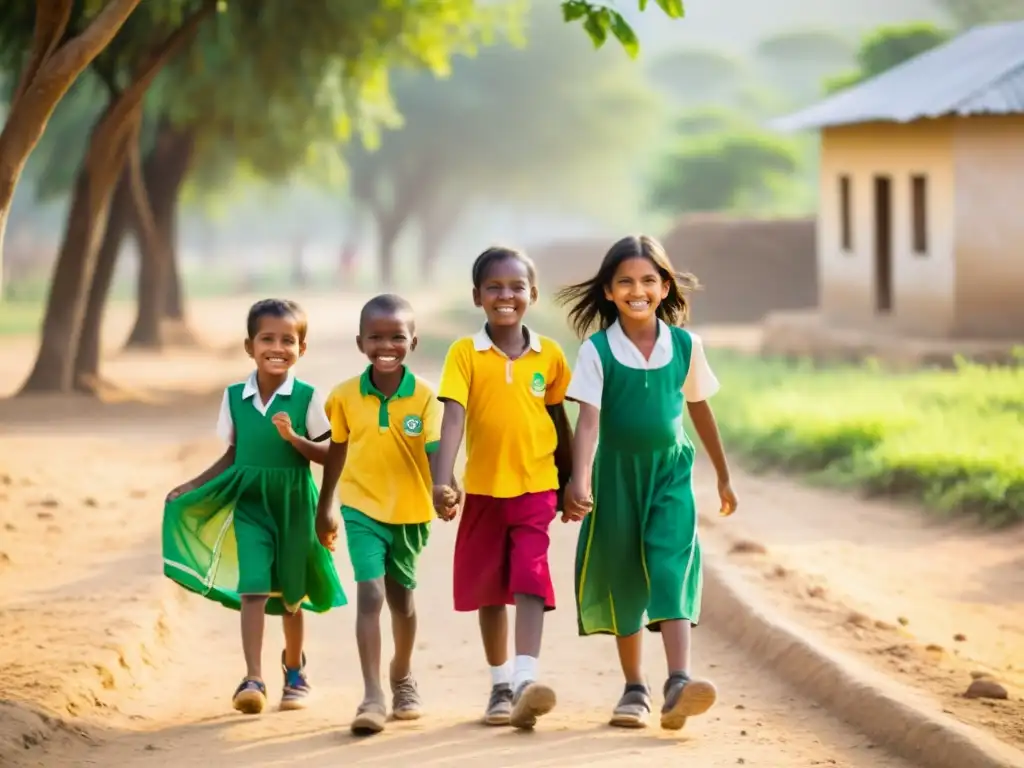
[839, 175, 852, 253]
[911, 174, 928, 256]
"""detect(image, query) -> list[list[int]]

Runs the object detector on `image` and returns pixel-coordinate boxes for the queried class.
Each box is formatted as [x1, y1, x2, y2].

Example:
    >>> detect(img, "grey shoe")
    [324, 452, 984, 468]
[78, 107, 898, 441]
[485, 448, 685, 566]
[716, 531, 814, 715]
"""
[483, 683, 514, 726]
[609, 683, 652, 728]
[509, 681, 556, 730]
[391, 675, 422, 721]
[660, 674, 717, 731]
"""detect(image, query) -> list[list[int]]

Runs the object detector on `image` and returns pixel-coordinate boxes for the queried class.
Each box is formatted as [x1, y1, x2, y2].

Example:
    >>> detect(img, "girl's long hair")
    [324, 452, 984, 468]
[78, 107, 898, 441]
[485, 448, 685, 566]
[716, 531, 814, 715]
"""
[554, 235, 700, 339]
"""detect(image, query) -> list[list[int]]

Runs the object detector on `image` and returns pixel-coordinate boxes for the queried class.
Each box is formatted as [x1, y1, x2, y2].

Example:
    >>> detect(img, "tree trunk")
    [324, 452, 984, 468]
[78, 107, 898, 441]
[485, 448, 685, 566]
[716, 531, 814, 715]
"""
[17, 1, 216, 394]
[165, 244, 185, 319]
[419, 198, 462, 283]
[0, 0, 143, 287]
[18, 107, 141, 394]
[125, 121, 195, 347]
[378, 221, 400, 290]
[74, 166, 132, 392]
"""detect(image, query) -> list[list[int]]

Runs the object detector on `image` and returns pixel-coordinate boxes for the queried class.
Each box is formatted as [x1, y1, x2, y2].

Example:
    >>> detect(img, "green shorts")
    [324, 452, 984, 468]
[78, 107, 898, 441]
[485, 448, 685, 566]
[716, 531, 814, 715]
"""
[342, 506, 430, 589]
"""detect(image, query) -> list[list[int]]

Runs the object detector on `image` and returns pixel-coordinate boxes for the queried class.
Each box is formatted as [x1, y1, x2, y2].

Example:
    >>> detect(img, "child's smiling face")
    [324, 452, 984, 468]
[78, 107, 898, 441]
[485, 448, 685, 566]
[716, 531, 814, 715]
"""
[604, 256, 669, 325]
[473, 256, 537, 328]
[245, 314, 305, 376]
[357, 312, 416, 375]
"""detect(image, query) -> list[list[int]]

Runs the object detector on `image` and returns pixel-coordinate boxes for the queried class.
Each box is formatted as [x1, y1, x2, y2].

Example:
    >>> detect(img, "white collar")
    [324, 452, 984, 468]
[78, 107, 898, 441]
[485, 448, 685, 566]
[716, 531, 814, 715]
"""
[607, 318, 672, 355]
[472, 325, 542, 353]
[241, 371, 295, 400]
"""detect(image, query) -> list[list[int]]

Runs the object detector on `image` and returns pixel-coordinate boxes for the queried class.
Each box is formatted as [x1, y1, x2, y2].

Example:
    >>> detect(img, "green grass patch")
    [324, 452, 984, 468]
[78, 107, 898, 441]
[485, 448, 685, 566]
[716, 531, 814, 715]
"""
[426, 300, 1023, 526]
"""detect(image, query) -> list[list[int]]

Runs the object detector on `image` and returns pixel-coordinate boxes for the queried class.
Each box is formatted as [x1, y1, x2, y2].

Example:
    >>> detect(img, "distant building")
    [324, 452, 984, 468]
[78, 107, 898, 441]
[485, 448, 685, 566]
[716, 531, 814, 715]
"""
[773, 21, 1024, 340]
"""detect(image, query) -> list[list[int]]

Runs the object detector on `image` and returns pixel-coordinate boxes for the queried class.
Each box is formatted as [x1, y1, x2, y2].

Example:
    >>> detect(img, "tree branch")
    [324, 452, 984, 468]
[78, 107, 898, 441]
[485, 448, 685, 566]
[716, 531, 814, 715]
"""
[11, 0, 74, 105]
[108, 0, 217, 137]
[40, 0, 143, 92]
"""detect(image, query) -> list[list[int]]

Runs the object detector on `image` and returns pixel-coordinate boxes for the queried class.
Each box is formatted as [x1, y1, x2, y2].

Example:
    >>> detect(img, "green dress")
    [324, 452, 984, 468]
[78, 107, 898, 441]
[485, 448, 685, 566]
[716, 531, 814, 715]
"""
[162, 378, 347, 616]
[575, 325, 703, 637]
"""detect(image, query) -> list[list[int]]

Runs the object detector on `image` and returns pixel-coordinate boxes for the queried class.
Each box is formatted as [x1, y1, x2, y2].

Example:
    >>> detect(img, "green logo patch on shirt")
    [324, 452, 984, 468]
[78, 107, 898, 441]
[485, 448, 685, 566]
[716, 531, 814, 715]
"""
[530, 372, 546, 397]
[402, 415, 423, 437]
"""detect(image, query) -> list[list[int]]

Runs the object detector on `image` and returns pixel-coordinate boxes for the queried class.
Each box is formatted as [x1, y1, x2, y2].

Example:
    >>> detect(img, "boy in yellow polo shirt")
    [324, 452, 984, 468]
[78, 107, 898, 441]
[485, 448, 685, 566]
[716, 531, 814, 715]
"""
[315, 294, 447, 737]
[432, 246, 574, 732]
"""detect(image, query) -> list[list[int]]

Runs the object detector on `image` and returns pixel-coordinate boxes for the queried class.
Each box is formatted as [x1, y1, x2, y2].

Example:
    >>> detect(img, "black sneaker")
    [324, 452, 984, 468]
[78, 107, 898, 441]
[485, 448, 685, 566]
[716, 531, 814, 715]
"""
[482, 683, 513, 726]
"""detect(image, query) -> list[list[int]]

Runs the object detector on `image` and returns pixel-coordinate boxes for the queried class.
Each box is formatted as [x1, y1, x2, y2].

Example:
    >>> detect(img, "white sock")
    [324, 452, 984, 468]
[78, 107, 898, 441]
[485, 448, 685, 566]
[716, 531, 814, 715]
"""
[512, 655, 538, 691]
[490, 661, 512, 687]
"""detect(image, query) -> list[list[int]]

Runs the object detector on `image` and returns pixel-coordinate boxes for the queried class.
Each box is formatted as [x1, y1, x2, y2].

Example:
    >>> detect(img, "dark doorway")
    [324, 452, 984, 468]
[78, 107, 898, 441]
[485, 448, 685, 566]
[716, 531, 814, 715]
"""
[873, 175, 893, 313]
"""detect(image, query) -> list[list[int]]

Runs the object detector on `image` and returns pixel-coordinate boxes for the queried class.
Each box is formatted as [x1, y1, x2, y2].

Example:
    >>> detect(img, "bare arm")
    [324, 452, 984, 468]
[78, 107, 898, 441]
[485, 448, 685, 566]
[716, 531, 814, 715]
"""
[434, 400, 466, 489]
[570, 403, 600, 490]
[168, 446, 235, 500]
[317, 440, 348, 513]
[687, 400, 730, 482]
[286, 432, 330, 465]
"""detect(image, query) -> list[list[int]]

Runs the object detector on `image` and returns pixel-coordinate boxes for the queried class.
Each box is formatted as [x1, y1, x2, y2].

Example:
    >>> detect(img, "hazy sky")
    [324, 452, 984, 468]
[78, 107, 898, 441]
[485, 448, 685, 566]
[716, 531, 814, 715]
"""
[627, 0, 944, 55]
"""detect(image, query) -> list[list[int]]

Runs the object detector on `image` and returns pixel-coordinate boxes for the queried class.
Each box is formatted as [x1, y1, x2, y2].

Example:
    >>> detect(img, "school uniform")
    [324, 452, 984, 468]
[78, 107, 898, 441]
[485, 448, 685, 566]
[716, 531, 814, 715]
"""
[162, 372, 347, 616]
[324, 366, 439, 587]
[438, 326, 571, 612]
[566, 320, 719, 637]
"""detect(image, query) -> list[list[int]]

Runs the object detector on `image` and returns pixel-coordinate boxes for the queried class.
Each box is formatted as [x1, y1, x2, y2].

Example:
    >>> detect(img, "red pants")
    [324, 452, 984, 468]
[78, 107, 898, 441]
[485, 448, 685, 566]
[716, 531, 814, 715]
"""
[453, 491, 557, 612]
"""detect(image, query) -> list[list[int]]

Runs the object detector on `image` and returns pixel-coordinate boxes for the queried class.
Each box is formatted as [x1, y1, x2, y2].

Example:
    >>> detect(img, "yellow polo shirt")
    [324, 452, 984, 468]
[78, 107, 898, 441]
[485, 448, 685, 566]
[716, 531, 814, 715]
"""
[438, 327, 571, 498]
[325, 366, 440, 525]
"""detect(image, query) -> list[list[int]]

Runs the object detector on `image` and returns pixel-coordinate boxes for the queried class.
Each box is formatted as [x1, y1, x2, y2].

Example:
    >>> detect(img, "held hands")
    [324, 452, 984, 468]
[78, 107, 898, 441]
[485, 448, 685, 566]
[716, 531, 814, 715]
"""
[432, 483, 462, 522]
[562, 477, 594, 523]
[718, 478, 739, 517]
[271, 412, 297, 443]
[315, 499, 340, 552]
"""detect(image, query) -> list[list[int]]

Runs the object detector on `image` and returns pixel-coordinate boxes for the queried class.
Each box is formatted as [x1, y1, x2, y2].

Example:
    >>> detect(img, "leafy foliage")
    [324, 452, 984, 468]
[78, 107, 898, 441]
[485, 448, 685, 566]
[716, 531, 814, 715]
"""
[562, 0, 685, 58]
[648, 128, 801, 214]
[344, 3, 663, 253]
[822, 22, 952, 94]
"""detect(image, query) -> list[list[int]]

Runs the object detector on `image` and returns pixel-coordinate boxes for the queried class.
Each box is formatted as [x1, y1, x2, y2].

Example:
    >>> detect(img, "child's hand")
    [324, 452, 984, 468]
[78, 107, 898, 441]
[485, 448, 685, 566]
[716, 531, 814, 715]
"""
[718, 478, 738, 516]
[562, 478, 593, 523]
[432, 484, 460, 521]
[315, 506, 340, 551]
[271, 412, 297, 443]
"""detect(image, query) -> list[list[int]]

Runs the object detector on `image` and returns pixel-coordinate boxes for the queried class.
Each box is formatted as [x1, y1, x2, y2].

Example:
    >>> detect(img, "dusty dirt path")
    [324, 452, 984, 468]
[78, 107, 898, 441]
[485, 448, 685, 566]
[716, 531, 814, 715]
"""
[1, 295, 917, 767]
[691, 469, 1024, 752]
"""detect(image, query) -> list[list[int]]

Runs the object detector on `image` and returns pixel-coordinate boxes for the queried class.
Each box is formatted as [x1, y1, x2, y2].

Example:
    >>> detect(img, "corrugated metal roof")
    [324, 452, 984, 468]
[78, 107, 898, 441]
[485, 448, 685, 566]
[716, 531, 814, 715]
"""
[771, 20, 1024, 132]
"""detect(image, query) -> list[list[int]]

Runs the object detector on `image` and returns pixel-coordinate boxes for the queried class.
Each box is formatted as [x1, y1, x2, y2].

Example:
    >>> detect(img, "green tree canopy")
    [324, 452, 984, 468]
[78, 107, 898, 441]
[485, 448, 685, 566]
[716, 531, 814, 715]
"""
[823, 23, 952, 94]
[648, 130, 801, 215]
[343, 2, 664, 284]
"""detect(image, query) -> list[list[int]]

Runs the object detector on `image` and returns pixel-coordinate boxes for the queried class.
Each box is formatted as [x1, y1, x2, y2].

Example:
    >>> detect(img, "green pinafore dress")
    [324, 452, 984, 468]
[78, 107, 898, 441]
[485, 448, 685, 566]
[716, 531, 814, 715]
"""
[574, 325, 703, 637]
[162, 379, 347, 615]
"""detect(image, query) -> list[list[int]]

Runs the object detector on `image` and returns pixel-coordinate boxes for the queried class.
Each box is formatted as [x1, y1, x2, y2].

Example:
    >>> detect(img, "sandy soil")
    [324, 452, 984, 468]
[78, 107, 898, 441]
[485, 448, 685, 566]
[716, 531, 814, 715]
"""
[0, 292, 1015, 766]
[692, 469, 1024, 752]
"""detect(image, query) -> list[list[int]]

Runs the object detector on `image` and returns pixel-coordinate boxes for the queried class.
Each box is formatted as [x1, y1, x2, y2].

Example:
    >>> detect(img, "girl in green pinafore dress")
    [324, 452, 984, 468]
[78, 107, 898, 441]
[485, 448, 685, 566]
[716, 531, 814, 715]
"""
[162, 299, 346, 716]
[555, 235, 739, 733]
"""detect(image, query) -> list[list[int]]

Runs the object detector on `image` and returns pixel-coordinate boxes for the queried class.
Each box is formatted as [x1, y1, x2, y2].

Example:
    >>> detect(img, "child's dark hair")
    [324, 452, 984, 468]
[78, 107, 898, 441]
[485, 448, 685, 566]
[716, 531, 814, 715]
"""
[246, 299, 308, 342]
[554, 235, 699, 339]
[359, 293, 415, 334]
[471, 245, 538, 289]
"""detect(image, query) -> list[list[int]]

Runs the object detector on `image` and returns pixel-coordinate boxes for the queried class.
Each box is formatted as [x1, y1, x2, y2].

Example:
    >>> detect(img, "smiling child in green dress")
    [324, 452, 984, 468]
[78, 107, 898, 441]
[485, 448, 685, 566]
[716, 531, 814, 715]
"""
[556, 235, 738, 731]
[162, 299, 346, 716]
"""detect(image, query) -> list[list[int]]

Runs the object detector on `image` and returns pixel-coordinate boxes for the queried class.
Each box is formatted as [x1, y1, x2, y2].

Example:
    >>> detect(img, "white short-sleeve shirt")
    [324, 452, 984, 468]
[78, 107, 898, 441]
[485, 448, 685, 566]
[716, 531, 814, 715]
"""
[215, 371, 332, 445]
[565, 320, 720, 410]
